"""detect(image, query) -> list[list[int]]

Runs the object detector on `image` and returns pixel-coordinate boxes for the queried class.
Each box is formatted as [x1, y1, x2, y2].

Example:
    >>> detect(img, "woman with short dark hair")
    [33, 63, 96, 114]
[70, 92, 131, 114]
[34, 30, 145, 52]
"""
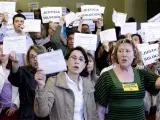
[34, 46, 98, 120]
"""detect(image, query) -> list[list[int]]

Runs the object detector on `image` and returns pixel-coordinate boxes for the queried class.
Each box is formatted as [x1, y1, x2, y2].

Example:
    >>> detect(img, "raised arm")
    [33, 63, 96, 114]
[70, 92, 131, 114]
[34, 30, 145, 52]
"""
[34, 68, 55, 117]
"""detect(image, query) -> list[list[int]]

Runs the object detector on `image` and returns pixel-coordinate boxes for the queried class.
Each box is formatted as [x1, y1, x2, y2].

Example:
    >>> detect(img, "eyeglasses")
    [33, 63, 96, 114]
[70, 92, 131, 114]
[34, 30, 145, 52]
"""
[29, 55, 37, 60]
[69, 55, 85, 63]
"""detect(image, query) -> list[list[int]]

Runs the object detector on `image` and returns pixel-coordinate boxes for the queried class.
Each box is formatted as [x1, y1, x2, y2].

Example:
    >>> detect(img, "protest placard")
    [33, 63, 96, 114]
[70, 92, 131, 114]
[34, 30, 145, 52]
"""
[38, 49, 67, 74]
[41, 7, 62, 23]
[81, 5, 102, 19]
[148, 13, 160, 22]
[23, 19, 41, 32]
[22, 12, 34, 19]
[141, 23, 160, 42]
[121, 23, 137, 34]
[100, 28, 117, 43]
[100, 7, 105, 14]
[0, 2, 16, 13]
[28, 2, 39, 11]
[3, 36, 27, 54]
[74, 33, 97, 51]
[140, 44, 159, 65]
[112, 8, 127, 27]
[65, 12, 77, 27]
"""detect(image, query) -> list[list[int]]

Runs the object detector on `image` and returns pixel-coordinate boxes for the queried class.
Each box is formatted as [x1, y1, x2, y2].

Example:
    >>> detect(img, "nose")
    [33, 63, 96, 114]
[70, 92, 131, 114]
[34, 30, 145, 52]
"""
[122, 51, 127, 56]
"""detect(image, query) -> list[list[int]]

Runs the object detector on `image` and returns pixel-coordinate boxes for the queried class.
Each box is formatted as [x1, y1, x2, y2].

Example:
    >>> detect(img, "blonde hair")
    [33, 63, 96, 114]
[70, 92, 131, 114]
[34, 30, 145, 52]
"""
[113, 39, 139, 65]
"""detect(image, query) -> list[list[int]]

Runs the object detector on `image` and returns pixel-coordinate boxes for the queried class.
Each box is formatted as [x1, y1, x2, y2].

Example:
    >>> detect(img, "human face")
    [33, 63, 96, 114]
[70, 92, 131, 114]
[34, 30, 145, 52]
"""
[48, 27, 53, 36]
[67, 34, 74, 48]
[81, 25, 89, 33]
[117, 43, 134, 68]
[34, 32, 42, 39]
[132, 36, 140, 45]
[13, 17, 24, 32]
[67, 50, 86, 75]
[49, 22, 58, 31]
[87, 57, 94, 74]
[29, 49, 38, 69]
[0, 45, 9, 63]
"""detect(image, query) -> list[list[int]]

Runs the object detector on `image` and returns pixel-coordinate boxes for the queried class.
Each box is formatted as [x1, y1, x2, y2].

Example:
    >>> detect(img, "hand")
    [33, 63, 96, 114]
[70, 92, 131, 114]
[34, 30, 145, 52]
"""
[6, 106, 17, 116]
[9, 51, 19, 63]
[59, 16, 65, 26]
[102, 41, 109, 52]
[35, 68, 46, 89]
[125, 33, 132, 40]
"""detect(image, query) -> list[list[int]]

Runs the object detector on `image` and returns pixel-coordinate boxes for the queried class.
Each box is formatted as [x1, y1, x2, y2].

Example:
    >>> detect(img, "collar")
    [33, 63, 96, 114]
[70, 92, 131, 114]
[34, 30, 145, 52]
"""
[55, 72, 95, 93]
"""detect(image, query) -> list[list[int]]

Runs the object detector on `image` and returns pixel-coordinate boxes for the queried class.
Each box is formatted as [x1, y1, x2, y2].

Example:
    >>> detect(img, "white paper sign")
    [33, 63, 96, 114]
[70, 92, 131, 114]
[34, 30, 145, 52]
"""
[38, 50, 67, 74]
[23, 20, 41, 32]
[22, 12, 34, 19]
[74, 33, 97, 51]
[28, 2, 39, 11]
[148, 13, 160, 22]
[136, 43, 149, 51]
[0, 2, 15, 13]
[140, 44, 159, 65]
[100, 29, 117, 43]
[3, 36, 27, 54]
[141, 23, 160, 42]
[76, 3, 84, 8]
[41, 7, 62, 23]
[72, 12, 83, 26]
[65, 12, 77, 27]
[83, 20, 95, 31]
[112, 9, 127, 27]
[121, 22, 137, 34]
[100, 7, 105, 14]
[81, 5, 102, 19]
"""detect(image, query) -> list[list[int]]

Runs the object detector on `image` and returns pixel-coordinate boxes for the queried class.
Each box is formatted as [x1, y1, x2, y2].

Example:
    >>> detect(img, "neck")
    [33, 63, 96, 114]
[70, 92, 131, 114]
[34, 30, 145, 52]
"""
[1, 60, 8, 68]
[67, 71, 79, 84]
[118, 64, 132, 72]
[15, 30, 22, 35]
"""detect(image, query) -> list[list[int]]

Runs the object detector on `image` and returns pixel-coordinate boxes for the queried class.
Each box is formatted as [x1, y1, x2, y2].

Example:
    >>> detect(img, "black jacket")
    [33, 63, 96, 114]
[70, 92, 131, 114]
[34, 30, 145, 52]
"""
[8, 66, 49, 120]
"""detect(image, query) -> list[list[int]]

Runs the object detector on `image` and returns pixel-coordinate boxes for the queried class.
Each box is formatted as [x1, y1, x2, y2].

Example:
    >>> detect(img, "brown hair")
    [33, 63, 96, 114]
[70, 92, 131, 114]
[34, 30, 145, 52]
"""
[87, 52, 97, 81]
[113, 39, 139, 65]
[27, 45, 46, 65]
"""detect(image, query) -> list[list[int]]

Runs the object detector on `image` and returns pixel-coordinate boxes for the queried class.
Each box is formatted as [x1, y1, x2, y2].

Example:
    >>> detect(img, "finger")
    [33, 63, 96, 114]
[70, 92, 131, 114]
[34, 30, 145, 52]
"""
[8, 110, 12, 116]
[37, 68, 44, 72]
[6, 109, 10, 116]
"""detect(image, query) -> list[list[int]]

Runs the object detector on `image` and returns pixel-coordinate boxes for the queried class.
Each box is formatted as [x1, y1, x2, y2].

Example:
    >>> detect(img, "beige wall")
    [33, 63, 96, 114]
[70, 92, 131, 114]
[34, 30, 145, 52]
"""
[124, 0, 147, 22]
[0, 0, 147, 28]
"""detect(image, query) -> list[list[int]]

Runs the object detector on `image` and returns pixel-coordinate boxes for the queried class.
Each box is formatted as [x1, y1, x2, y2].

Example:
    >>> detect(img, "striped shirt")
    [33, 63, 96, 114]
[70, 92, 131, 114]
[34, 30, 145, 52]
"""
[95, 68, 159, 120]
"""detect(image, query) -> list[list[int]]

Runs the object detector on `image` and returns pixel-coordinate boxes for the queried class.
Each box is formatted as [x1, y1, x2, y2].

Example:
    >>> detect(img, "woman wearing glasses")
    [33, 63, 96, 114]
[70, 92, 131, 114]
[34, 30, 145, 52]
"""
[34, 46, 98, 120]
[8, 45, 49, 120]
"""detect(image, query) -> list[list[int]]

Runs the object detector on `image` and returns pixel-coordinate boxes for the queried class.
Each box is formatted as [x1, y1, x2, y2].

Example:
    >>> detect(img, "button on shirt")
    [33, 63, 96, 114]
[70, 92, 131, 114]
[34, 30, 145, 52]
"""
[65, 73, 84, 120]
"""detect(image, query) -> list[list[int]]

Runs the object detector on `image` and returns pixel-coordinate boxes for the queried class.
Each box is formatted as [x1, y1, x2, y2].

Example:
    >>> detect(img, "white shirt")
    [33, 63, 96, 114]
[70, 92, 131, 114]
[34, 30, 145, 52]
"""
[65, 73, 84, 120]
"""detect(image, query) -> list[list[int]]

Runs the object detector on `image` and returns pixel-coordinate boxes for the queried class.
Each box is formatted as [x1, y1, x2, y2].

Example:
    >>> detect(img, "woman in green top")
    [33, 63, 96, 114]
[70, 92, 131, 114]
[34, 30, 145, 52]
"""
[95, 39, 160, 120]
